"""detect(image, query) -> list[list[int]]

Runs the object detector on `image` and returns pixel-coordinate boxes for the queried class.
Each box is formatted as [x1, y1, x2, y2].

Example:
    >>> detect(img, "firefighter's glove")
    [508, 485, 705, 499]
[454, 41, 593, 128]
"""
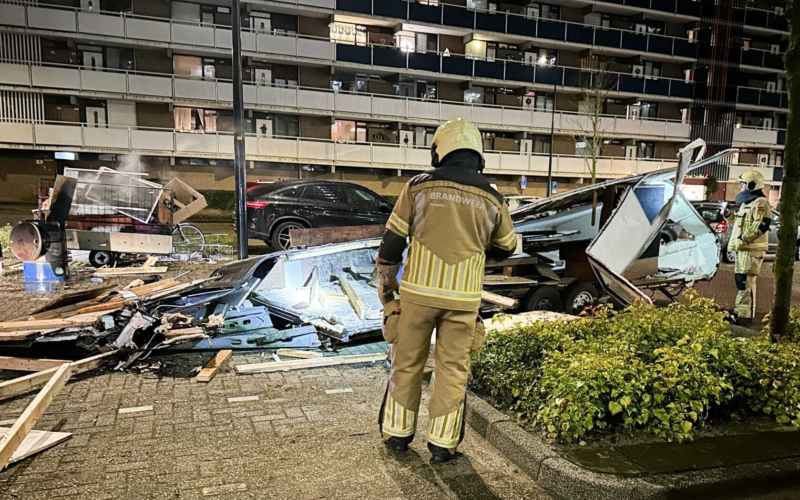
[377, 262, 400, 306]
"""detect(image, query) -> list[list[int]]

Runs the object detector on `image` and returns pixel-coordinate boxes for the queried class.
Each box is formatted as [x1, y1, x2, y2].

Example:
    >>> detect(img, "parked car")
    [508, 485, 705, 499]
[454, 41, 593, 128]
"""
[691, 201, 798, 263]
[246, 180, 394, 249]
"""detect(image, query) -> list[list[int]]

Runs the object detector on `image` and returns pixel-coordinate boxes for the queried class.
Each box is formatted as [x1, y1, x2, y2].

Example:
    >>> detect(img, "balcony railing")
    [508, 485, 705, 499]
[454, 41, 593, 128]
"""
[0, 61, 706, 142]
[740, 47, 786, 71]
[743, 6, 789, 32]
[337, 0, 699, 60]
[736, 85, 789, 109]
[0, 120, 680, 178]
[0, 3, 699, 101]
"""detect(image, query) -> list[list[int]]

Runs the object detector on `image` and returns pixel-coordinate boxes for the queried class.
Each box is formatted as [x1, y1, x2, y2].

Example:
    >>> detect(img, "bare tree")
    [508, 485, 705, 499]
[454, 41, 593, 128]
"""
[770, 0, 800, 341]
[572, 57, 613, 226]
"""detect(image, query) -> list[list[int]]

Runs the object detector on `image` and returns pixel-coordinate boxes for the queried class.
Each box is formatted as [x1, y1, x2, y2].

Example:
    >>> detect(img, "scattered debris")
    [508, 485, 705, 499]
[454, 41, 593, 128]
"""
[325, 388, 353, 395]
[118, 405, 153, 415]
[0, 357, 69, 372]
[480, 290, 519, 310]
[0, 428, 71, 466]
[93, 256, 167, 277]
[236, 352, 386, 374]
[196, 350, 232, 383]
[227, 395, 259, 403]
[276, 349, 322, 360]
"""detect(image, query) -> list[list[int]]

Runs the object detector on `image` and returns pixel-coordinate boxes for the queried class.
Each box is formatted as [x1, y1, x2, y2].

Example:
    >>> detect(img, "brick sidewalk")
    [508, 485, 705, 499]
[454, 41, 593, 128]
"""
[0, 351, 550, 500]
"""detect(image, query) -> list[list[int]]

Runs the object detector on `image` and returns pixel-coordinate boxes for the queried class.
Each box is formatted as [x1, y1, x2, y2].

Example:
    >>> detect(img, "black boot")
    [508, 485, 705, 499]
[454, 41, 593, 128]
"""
[736, 316, 753, 326]
[428, 443, 456, 463]
[385, 436, 413, 452]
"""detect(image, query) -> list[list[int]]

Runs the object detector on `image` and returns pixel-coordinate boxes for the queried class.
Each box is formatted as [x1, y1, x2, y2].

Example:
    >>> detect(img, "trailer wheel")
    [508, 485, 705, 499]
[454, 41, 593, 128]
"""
[563, 282, 598, 315]
[522, 286, 563, 313]
[89, 250, 117, 268]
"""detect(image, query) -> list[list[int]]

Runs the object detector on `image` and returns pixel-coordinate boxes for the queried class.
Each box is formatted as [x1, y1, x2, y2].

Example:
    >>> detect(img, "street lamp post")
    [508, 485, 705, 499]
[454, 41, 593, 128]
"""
[232, 0, 248, 260]
[546, 78, 557, 197]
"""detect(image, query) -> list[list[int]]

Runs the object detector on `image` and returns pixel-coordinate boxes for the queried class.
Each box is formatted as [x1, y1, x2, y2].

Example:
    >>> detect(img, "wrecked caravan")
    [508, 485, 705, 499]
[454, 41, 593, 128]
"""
[512, 139, 735, 310]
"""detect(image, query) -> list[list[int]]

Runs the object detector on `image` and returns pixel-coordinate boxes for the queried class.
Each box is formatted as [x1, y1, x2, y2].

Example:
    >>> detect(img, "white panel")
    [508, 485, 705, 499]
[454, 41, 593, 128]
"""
[172, 24, 215, 47]
[529, 155, 549, 173]
[639, 119, 665, 137]
[665, 122, 691, 139]
[637, 160, 666, 173]
[259, 138, 298, 158]
[372, 97, 406, 118]
[733, 128, 754, 143]
[298, 90, 334, 111]
[176, 133, 218, 153]
[297, 38, 334, 61]
[174, 79, 217, 100]
[257, 34, 296, 57]
[472, 106, 502, 125]
[78, 12, 124, 36]
[754, 129, 778, 144]
[81, 70, 127, 93]
[407, 101, 439, 120]
[564, 114, 590, 132]
[245, 136, 258, 153]
[298, 140, 335, 161]
[217, 82, 233, 102]
[126, 18, 171, 42]
[32, 66, 80, 90]
[244, 85, 258, 104]
[0, 4, 26, 27]
[28, 7, 77, 32]
[335, 93, 371, 114]
[215, 28, 232, 49]
[608, 159, 636, 176]
[129, 74, 173, 97]
[483, 153, 500, 171]
[84, 128, 129, 149]
[594, 158, 613, 175]
[34, 124, 82, 146]
[0, 122, 33, 144]
[614, 118, 641, 135]
[441, 103, 469, 122]
[532, 111, 553, 128]
[131, 130, 173, 150]
[106, 101, 137, 126]
[557, 156, 587, 174]
[499, 154, 529, 171]
[258, 86, 298, 107]
[406, 148, 431, 167]
[335, 143, 371, 162]
[218, 135, 234, 154]
[372, 145, 405, 165]
[0, 64, 31, 86]
[299, 0, 334, 7]
[242, 32, 257, 52]
[502, 108, 532, 127]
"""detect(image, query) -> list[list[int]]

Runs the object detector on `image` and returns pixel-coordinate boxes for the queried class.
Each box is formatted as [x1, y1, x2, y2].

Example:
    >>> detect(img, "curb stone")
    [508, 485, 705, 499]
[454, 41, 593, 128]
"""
[465, 391, 800, 500]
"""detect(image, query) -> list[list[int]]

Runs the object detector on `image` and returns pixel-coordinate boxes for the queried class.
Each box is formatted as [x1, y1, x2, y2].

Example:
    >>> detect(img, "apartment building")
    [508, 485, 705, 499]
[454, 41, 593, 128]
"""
[0, 0, 787, 203]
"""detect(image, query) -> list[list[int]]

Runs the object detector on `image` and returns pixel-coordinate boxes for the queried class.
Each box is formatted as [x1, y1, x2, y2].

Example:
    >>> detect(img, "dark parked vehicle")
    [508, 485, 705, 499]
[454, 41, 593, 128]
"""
[246, 180, 394, 249]
[691, 201, 798, 263]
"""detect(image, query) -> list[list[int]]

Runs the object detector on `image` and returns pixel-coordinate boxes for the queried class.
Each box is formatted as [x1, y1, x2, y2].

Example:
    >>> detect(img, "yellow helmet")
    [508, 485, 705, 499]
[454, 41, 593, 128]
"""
[737, 170, 765, 192]
[430, 117, 483, 167]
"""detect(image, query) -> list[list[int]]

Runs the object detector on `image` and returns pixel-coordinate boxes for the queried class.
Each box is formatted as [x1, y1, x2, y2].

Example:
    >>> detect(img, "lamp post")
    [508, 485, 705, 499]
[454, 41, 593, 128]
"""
[546, 76, 557, 197]
[232, 0, 248, 259]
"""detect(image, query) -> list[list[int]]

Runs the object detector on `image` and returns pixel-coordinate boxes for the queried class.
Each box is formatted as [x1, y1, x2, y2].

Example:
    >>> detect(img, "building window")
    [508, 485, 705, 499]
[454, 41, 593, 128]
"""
[175, 108, 217, 132]
[332, 120, 367, 142]
[329, 22, 366, 45]
[637, 141, 655, 159]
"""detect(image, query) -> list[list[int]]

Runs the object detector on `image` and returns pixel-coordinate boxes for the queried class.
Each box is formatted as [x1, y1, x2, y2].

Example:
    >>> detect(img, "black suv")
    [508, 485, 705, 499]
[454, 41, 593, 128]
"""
[246, 180, 394, 249]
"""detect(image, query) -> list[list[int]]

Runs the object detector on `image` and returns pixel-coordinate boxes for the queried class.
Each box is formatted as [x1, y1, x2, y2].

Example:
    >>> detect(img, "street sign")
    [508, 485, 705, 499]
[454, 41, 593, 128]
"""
[520, 176, 527, 189]
[552, 181, 557, 194]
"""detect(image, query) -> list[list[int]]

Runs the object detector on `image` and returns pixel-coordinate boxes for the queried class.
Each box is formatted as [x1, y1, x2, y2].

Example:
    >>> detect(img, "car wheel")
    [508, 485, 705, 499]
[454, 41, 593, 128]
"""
[724, 248, 736, 264]
[89, 250, 117, 268]
[270, 221, 306, 250]
[522, 286, 564, 313]
[563, 282, 598, 315]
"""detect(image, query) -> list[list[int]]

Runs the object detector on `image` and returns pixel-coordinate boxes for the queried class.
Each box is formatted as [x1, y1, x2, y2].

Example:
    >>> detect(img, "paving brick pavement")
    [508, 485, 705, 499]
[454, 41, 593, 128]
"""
[0, 349, 551, 500]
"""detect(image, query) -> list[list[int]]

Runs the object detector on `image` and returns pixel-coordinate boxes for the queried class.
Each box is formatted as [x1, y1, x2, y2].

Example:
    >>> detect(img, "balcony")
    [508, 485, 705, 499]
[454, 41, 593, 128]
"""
[0, 62, 700, 142]
[743, 7, 789, 32]
[740, 47, 785, 71]
[732, 126, 781, 147]
[337, 0, 699, 60]
[736, 85, 789, 109]
[0, 120, 678, 178]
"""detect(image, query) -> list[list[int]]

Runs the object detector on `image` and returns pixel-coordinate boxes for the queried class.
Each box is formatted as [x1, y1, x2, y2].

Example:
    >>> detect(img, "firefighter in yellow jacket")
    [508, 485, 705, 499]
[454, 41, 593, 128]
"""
[375, 118, 517, 463]
[728, 171, 772, 325]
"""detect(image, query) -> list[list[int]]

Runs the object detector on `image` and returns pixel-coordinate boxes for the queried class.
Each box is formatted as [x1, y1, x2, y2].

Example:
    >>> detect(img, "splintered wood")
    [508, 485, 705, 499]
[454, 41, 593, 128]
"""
[237, 352, 386, 374]
[276, 349, 322, 359]
[93, 256, 167, 277]
[196, 350, 233, 383]
[480, 290, 519, 310]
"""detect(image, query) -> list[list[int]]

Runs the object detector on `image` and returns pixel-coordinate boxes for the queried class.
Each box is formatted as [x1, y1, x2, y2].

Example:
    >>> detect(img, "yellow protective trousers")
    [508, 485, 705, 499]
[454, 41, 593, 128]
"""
[734, 250, 766, 320]
[379, 300, 483, 450]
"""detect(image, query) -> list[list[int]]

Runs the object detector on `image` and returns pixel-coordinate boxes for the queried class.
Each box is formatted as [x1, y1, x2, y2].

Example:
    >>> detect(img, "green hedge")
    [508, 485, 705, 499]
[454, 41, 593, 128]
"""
[0, 224, 10, 255]
[198, 190, 237, 211]
[471, 293, 800, 444]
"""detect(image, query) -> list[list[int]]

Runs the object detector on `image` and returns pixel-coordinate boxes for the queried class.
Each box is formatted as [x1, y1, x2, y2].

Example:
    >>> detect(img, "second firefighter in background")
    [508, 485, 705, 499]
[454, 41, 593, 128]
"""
[375, 117, 517, 463]
[727, 170, 772, 325]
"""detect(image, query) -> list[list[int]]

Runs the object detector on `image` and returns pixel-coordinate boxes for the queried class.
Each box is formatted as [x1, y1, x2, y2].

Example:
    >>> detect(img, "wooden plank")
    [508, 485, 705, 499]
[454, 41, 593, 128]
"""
[484, 256, 539, 268]
[0, 364, 72, 470]
[289, 225, 384, 248]
[338, 274, 365, 319]
[276, 349, 323, 359]
[0, 427, 71, 465]
[0, 357, 69, 372]
[196, 350, 233, 383]
[483, 275, 537, 285]
[0, 351, 118, 401]
[481, 290, 519, 310]
[164, 327, 206, 338]
[0, 317, 100, 333]
[237, 353, 386, 374]
[93, 266, 168, 277]
[483, 310, 579, 332]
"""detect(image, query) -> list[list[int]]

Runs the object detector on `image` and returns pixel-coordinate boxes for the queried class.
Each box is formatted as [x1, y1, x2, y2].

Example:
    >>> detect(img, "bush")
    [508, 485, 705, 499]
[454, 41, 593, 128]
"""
[198, 190, 236, 211]
[471, 293, 800, 444]
[0, 224, 11, 255]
